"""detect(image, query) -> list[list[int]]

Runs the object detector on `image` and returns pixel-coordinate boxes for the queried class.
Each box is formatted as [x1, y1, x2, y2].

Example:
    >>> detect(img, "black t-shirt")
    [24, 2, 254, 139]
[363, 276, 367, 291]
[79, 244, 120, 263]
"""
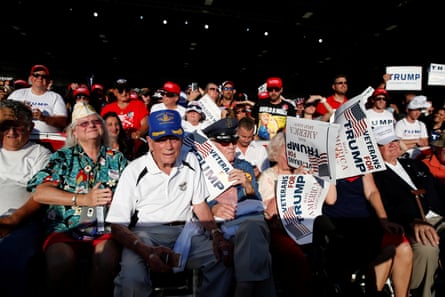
[252, 99, 297, 140]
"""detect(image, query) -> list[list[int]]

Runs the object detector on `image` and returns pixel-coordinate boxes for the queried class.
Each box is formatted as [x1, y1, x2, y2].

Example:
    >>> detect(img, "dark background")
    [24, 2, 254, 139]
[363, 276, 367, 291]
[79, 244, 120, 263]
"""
[1, 0, 443, 103]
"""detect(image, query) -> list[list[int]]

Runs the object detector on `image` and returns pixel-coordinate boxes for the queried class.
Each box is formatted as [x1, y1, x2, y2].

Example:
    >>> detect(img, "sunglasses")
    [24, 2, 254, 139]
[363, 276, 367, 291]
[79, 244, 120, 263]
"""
[267, 87, 281, 92]
[235, 110, 247, 114]
[163, 92, 178, 98]
[117, 87, 130, 94]
[374, 96, 387, 101]
[0, 124, 27, 134]
[32, 73, 49, 80]
[77, 119, 102, 128]
[216, 139, 238, 146]
[304, 102, 318, 108]
[75, 95, 89, 100]
[223, 87, 234, 91]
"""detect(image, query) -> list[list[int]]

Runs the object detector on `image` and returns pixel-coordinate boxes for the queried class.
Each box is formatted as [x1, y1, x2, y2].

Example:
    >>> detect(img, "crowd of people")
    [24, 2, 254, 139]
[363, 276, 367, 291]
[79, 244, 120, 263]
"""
[1, 63, 445, 297]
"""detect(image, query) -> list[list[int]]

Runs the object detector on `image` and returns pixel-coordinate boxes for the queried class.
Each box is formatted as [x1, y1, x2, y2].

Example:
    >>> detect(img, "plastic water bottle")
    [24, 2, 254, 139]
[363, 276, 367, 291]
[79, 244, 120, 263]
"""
[96, 205, 105, 233]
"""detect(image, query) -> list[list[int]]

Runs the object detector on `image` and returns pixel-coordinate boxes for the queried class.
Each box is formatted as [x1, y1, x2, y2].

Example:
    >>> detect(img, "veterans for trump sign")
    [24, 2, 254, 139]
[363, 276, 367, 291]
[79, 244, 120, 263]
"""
[276, 174, 330, 245]
[195, 94, 221, 127]
[183, 131, 233, 201]
[286, 117, 339, 182]
[334, 87, 386, 179]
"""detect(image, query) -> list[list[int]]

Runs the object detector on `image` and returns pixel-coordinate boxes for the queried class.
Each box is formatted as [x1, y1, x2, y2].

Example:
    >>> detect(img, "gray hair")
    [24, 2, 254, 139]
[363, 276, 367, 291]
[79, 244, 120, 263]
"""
[267, 131, 285, 162]
[64, 114, 110, 148]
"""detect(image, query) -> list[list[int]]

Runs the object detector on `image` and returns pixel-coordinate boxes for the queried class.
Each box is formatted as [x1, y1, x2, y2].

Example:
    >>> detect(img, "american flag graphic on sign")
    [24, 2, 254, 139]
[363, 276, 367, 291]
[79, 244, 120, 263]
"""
[282, 207, 311, 239]
[183, 135, 195, 148]
[308, 152, 328, 174]
[344, 103, 367, 137]
[191, 133, 213, 158]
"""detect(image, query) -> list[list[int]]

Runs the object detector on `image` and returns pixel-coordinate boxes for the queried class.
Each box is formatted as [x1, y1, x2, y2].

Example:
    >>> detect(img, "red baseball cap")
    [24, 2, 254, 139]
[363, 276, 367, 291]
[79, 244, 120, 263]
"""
[92, 84, 104, 92]
[30, 64, 49, 76]
[14, 79, 29, 88]
[258, 91, 269, 100]
[266, 77, 283, 89]
[372, 88, 388, 98]
[162, 81, 181, 95]
[73, 87, 90, 98]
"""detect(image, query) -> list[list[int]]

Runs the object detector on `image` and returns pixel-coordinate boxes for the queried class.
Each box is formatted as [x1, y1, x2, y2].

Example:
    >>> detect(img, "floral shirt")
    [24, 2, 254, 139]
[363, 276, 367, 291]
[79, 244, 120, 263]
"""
[27, 144, 128, 235]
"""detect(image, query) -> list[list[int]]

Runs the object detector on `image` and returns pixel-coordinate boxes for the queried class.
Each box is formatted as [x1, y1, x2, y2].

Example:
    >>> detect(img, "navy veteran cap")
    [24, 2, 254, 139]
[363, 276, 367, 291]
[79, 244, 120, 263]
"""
[148, 110, 184, 140]
[203, 118, 238, 142]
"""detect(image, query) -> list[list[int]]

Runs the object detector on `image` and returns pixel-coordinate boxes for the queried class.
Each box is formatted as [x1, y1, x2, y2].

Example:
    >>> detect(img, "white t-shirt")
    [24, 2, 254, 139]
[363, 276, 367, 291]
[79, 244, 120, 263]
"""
[366, 109, 396, 130]
[235, 141, 270, 173]
[8, 88, 67, 133]
[106, 150, 209, 226]
[395, 118, 428, 140]
[150, 103, 186, 119]
[181, 120, 207, 133]
[0, 142, 51, 214]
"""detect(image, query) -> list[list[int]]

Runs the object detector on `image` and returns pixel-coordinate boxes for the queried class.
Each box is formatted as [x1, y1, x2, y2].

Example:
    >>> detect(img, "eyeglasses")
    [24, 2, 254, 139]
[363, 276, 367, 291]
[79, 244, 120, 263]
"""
[77, 119, 103, 128]
[335, 81, 348, 85]
[267, 87, 281, 92]
[163, 92, 178, 98]
[32, 73, 49, 80]
[75, 95, 89, 100]
[375, 96, 387, 101]
[223, 87, 234, 91]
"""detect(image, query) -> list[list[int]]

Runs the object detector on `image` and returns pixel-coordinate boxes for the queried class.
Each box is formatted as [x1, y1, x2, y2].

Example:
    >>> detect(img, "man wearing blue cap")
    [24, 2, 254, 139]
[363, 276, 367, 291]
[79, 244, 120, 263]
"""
[107, 110, 233, 297]
[202, 118, 277, 297]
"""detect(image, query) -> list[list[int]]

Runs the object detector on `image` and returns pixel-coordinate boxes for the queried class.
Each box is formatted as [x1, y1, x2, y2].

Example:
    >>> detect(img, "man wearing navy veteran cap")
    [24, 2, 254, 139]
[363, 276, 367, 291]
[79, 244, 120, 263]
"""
[107, 110, 233, 297]
[203, 118, 277, 297]
[148, 109, 184, 140]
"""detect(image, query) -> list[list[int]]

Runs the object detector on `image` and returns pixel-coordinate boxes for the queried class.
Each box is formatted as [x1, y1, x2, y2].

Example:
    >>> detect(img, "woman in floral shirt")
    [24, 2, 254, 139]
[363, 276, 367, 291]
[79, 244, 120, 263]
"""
[27, 102, 128, 297]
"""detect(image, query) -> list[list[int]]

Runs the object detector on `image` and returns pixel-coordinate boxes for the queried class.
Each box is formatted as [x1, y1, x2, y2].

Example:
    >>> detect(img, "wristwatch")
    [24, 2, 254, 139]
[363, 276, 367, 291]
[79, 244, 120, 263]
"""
[71, 194, 77, 207]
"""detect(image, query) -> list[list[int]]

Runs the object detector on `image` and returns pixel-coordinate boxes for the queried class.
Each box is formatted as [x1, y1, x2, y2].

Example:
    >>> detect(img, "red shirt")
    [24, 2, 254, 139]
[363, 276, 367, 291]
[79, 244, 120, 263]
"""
[100, 99, 148, 131]
[315, 95, 348, 116]
[423, 154, 445, 184]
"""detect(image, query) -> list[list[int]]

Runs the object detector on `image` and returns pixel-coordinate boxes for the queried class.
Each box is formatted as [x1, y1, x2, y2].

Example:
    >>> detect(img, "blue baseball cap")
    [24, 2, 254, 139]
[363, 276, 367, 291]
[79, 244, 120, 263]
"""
[148, 110, 184, 140]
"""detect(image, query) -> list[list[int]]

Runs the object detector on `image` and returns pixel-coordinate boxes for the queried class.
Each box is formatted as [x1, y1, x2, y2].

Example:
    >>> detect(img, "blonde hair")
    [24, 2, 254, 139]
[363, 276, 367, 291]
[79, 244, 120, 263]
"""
[267, 131, 285, 162]
[64, 114, 110, 148]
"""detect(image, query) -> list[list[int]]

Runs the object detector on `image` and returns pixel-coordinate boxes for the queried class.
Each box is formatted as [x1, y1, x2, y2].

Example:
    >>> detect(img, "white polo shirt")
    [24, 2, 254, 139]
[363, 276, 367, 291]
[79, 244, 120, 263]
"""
[106, 150, 209, 227]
